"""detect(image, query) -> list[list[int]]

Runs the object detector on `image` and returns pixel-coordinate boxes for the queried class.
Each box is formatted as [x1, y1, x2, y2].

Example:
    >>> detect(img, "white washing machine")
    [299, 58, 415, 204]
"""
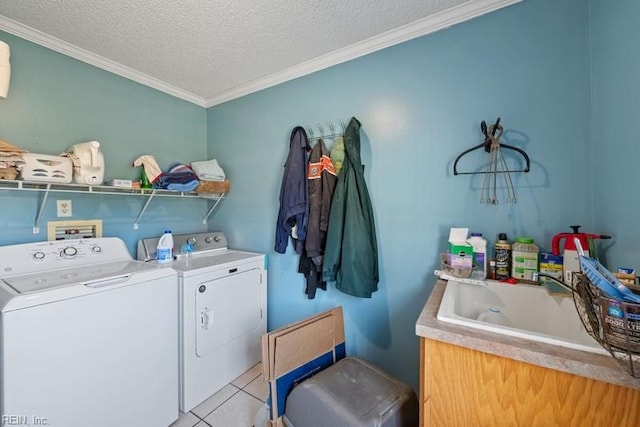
[0, 237, 179, 427]
[137, 231, 266, 412]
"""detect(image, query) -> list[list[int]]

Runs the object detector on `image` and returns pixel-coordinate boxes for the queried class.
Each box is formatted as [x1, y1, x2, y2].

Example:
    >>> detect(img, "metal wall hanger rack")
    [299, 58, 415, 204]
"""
[306, 120, 347, 142]
[453, 117, 530, 176]
[452, 117, 531, 204]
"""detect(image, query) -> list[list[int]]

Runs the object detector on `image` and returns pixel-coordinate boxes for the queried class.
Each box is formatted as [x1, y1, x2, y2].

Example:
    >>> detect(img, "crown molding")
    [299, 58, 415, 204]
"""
[0, 0, 521, 108]
[0, 15, 207, 107]
[204, 0, 522, 107]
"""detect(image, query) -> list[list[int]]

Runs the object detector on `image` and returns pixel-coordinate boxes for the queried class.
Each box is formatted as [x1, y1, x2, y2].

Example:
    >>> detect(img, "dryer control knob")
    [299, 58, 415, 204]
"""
[33, 251, 45, 261]
[214, 235, 222, 242]
[205, 236, 213, 243]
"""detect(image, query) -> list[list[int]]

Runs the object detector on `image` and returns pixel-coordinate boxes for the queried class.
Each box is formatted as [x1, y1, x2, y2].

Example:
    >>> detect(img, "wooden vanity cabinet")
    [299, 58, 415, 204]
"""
[419, 338, 640, 427]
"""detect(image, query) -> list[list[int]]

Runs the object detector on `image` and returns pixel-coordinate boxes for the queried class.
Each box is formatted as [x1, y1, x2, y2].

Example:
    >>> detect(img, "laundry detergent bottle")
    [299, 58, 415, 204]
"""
[468, 232, 488, 279]
[156, 230, 174, 264]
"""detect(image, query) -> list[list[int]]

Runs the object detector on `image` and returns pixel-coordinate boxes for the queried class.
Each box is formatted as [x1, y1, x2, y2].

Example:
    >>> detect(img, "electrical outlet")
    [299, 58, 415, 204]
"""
[56, 200, 72, 217]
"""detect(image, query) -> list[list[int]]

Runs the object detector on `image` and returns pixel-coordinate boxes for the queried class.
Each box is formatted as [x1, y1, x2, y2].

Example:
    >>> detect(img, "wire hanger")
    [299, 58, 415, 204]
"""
[453, 117, 530, 176]
[452, 118, 531, 204]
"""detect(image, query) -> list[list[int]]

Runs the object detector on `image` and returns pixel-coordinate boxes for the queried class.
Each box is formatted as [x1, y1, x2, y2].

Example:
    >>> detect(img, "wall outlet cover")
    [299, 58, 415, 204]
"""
[56, 200, 72, 217]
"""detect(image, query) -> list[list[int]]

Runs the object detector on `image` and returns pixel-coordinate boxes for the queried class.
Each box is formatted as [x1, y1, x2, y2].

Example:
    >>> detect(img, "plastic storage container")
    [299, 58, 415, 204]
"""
[156, 230, 174, 264]
[494, 233, 511, 280]
[284, 357, 418, 427]
[511, 237, 539, 283]
[468, 232, 488, 279]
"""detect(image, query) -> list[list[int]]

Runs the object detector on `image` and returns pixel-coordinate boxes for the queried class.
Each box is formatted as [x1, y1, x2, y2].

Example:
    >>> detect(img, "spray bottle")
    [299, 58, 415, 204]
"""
[551, 225, 611, 284]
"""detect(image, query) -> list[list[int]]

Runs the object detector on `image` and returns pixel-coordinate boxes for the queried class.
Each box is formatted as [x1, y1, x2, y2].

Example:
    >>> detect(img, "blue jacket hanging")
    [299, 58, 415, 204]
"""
[274, 126, 310, 254]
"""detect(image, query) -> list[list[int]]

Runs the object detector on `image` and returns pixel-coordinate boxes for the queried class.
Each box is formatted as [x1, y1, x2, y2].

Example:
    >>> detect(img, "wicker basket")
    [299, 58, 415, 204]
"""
[196, 179, 230, 194]
[572, 273, 640, 378]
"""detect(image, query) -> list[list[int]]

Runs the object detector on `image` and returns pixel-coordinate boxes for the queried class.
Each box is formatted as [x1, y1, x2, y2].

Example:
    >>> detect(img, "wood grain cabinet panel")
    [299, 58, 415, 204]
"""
[420, 338, 640, 427]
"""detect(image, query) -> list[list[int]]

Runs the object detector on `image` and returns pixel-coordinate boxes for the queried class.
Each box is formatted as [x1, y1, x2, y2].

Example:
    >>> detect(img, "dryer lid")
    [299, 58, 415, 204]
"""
[171, 250, 262, 273]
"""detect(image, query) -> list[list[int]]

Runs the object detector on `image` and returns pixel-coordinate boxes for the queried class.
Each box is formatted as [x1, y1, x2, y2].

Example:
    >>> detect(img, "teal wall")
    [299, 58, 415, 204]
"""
[3, 0, 625, 392]
[207, 0, 591, 389]
[590, 0, 640, 268]
[0, 32, 210, 253]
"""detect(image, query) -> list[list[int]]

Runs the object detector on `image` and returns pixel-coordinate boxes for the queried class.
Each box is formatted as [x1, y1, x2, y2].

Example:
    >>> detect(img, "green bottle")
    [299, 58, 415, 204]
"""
[140, 168, 152, 189]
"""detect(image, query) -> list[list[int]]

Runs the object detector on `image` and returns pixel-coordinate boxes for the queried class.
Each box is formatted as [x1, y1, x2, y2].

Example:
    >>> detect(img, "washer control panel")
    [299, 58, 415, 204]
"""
[0, 237, 131, 277]
[31, 241, 101, 262]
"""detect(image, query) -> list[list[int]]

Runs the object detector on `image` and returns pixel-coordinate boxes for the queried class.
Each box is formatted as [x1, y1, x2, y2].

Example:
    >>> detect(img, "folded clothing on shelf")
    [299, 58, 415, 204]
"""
[153, 163, 199, 192]
[191, 159, 225, 181]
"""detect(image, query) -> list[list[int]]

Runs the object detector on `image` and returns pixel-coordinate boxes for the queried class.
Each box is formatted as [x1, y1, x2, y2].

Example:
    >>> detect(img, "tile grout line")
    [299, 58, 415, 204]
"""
[233, 373, 261, 389]
[242, 388, 267, 403]
[199, 384, 242, 420]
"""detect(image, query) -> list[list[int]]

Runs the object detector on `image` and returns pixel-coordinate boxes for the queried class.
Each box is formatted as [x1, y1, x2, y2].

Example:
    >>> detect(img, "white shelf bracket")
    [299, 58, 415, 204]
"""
[202, 195, 224, 224]
[134, 190, 156, 230]
[33, 184, 51, 234]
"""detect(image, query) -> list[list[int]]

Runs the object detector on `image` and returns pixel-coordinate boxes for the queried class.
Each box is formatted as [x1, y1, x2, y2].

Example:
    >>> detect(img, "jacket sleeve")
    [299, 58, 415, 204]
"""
[322, 176, 345, 282]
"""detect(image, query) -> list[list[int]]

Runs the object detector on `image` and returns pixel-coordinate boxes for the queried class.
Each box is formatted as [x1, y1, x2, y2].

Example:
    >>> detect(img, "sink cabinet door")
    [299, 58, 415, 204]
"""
[420, 338, 640, 427]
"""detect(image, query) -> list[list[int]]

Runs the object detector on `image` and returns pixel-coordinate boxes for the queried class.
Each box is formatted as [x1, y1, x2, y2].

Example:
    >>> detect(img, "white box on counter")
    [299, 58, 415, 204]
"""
[448, 228, 473, 269]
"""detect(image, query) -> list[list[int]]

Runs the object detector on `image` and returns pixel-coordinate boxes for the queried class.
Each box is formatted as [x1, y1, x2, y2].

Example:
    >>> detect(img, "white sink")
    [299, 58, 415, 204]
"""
[437, 279, 607, 355]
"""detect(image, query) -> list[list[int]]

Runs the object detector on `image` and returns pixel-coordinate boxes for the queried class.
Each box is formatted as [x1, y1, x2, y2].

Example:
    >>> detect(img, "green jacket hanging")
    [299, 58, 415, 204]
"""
[322, 117, 379, 298]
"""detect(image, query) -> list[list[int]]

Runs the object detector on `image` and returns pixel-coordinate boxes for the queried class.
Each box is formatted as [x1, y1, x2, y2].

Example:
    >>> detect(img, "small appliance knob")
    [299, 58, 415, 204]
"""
[33, 251, 45, 261]
[205, 236, 213, 244]
[92, 245, 102, 253]
[214, 235, 222, 242]
[187, 237, 197, 245]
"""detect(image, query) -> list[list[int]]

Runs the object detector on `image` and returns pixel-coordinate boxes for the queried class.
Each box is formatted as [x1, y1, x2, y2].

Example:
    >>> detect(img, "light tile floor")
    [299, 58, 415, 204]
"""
[170, 363, 269, 427]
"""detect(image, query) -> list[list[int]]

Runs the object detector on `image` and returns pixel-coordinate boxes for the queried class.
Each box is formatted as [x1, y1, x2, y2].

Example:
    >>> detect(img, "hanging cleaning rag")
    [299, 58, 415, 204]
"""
[132, 155, 163, 183]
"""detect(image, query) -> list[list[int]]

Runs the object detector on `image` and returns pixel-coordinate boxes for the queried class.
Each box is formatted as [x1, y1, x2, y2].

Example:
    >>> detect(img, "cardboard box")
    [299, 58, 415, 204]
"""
[448, 228, 473, 269]
[261, 307, 346, 427]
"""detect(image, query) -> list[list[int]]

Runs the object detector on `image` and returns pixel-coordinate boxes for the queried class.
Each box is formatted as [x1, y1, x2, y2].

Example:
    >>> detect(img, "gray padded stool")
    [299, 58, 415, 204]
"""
[283, 357, 418, 427]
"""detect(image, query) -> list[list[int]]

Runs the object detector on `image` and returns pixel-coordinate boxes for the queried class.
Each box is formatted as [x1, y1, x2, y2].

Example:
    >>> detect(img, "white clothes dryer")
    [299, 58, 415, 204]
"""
[137, 232, 266, 412]
[0, 237, 179, 427]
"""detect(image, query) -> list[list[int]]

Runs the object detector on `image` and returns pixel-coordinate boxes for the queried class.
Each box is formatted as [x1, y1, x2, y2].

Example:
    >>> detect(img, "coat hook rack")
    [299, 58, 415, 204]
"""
[452, 117, 531, 204]
[305, 121, 346, 142]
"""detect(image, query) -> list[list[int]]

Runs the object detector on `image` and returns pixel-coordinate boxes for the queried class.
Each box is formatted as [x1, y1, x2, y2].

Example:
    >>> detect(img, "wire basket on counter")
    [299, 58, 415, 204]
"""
[572, 272, 640, 378]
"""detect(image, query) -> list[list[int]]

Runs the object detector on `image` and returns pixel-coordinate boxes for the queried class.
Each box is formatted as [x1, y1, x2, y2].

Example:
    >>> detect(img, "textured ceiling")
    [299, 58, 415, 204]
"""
[0, 0, 517, 106]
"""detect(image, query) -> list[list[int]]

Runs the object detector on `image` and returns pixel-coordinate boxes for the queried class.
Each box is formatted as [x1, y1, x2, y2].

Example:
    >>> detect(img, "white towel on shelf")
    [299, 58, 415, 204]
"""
[132, 155, 162, 182]
[191, 159, 225, 181]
